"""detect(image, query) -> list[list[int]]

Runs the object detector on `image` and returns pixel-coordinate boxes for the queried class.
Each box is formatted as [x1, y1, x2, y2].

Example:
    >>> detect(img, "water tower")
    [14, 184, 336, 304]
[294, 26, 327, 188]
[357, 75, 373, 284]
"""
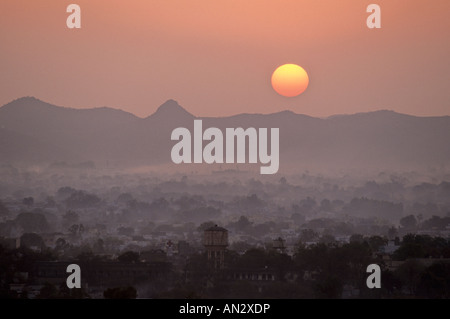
[272, 237, 286, 253]
[203, 225, 228, 269]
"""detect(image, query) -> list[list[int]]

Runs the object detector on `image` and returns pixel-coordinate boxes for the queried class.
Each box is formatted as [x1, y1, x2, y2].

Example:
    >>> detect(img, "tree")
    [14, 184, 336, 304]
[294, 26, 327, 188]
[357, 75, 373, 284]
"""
[76, 250, 96, 262]
[56, 186, 77, 200]
[174, 195, 205, 210]
[314, 275, 343, 299]
[62, 211, 79, 229]
[303, 218, 334, 229]
[149, 197, 170, 212]
[116, 193, 134, 204]
[349, 234, 364, 244]
[250, 223, 273, 237]
[230, 216, 252, 232]
[294, 241, 372, 294]
[38, 282, 58, 299]
[299, 197, 317, 213]
[92, 239, 105, 254]
[68, 224, 84, 238]
[118, 251, 140, 263]
[117, 226, 134, 236]
[333, 222, 354, 236]
[400, 215, 417, 229]
[45, 196, 56, 208]
[387, 226, 398, 239]
[20, 233, 44, 250]
[299, 229, 319, 242]
[197, 221, 216, 232]
[229, 241, 252, 254]
[55, 238, 69, 251]
[319, 234, 336, 245]
[139, 222, 155, 235]
[65, 191, 101, 209]
[181, 206, 221, 222]
[417, 263, 450, 298]
[366, 235, 388, 252]
[57, 282, 90, 299]
[421, 216, 450, 230]
[393, 237, 424, 260]
[379, 269, 402, 296]
[395, 259, 425, 295]
[346, 197, 403, 220]
[235, 248, 267, 269]
[392, 234, 450, 260]
[320, 199, 332, 212]
[22, 197, 34, 207]
[14, 212, 49, 233]
[291, 212, 305, 225]
[0, 200, 8, 216]
[104, 286, 137, 299]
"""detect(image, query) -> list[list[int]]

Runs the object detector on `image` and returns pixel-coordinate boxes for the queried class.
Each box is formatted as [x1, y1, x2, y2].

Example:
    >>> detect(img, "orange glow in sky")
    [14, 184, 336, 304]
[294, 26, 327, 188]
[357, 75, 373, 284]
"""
[0, 0, 449, 117]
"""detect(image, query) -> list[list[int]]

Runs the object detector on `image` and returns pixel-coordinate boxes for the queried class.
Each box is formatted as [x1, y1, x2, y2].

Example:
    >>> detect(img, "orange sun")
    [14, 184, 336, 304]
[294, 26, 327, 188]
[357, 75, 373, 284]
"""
[271, 64, 309, 97]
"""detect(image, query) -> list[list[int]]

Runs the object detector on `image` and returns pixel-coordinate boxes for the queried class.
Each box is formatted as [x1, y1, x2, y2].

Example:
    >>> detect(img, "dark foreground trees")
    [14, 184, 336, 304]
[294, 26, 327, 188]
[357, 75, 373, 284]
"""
[104, 286, 137, 299]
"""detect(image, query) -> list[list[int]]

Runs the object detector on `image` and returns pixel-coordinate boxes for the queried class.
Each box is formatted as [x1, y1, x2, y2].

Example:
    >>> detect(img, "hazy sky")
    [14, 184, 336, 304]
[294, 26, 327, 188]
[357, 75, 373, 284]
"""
[1, 0, 449, 117]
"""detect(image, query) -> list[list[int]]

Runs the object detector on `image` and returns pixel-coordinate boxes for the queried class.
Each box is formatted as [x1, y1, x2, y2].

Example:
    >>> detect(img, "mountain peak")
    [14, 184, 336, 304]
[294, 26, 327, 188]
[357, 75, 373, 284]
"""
[149, 99, 194, 119]
[16, 96, 39, 102]
[0, 96, 60, 115]
[4, 96, 46, 107]
[158, 99, 181, 110]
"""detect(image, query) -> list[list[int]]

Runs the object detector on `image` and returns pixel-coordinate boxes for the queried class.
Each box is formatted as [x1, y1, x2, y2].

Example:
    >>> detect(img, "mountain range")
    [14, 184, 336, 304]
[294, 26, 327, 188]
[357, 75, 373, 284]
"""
[1, 97, 449, 172]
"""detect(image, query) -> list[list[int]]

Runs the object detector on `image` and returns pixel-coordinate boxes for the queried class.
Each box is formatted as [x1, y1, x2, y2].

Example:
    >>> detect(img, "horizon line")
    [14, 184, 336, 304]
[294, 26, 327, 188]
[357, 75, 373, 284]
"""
[2, 96, 449, 120]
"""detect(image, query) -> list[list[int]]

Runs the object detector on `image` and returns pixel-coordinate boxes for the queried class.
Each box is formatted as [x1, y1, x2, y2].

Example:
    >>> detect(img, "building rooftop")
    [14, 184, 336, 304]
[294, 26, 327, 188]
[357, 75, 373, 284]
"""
[205, 225, 227, 232]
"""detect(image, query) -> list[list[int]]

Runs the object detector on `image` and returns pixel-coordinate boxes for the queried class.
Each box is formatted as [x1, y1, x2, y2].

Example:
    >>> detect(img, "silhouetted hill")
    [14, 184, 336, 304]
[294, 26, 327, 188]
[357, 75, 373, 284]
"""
[0, 97, 449, 172]
[147, 99, 194, 121]
[0, 97, 141, 163]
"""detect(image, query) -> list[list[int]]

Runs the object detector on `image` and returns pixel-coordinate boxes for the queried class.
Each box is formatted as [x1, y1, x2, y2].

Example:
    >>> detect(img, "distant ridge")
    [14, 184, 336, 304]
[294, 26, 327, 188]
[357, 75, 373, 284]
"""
[0, 97, 449, 171]
[2, 96, 139, 117]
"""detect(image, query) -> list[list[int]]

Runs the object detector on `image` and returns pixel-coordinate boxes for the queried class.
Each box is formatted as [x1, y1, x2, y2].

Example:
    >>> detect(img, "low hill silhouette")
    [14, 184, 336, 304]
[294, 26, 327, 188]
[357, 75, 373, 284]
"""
[1, 97, 449, 172]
